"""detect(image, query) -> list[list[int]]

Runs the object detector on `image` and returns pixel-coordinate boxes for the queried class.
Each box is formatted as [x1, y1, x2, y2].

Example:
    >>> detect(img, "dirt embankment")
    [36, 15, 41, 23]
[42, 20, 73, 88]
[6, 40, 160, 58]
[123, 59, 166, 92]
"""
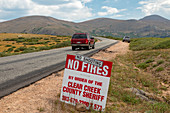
[0, 41, 129, 113]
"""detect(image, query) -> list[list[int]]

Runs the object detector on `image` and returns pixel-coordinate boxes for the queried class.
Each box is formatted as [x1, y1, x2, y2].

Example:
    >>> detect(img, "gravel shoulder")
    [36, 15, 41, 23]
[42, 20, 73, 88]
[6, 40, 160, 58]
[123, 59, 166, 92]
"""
[0, 41, 129, 113]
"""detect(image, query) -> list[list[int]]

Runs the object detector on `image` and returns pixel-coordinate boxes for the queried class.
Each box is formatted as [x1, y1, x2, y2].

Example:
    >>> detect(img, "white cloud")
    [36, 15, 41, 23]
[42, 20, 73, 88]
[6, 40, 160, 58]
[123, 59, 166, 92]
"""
[0, 19, 6, 22]
[138, 0, 170, 18]
[81, 0, 92, 3]
[112, 14, 123, 18]
[104, 0, 118, 3]
[0, 0, 32, 10]
[98, 6, 126, 16]
[0, 0, 93, 21]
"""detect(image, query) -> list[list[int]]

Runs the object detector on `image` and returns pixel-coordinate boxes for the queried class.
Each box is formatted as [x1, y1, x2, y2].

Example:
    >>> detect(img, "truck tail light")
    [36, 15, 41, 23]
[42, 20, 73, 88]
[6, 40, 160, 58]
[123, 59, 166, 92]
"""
[85, 39, 88, 44]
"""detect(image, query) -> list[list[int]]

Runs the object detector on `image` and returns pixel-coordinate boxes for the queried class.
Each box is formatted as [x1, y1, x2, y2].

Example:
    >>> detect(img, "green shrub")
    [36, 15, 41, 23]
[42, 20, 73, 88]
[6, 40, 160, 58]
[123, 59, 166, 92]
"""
[153, 40, 170, 49]
[7, 48, 13, 52]
[37, 42, 46, 44]
[56, 39, 61, 40]
[137, 63, 149, 69]
[25, 42, 37, 45]
[122, 94, 141, 105]
[152, 64, 158, 68]
[140, 79, 154, 87]
[0, 52, 13, 57]
[5, 45, 12, 47]
[16, 39, 25, 43]
[153, 60, 164, 68]
[46, 41, 50, 43]
[38, 46, 50, 50]
[29, 46, 37, 49]
[19, 47, 27, 51]
[55, 40, 61, 42]
[50, 37, 56, 40]
[157, 60, 164, 65]
[14, 47, 27, 52]
[3, 38, 17, 41]
[18, 37, 25, 39]
[26, 39, 39, 42]
[14, 48, 20, 52]
[145, 59, 154, 63]
[0, 52, 6, 57]
[149, 102, 170, 113]
[21, 48, 37, 53]
[156, 67, 164, 72]
[31, 37, 36, 39]
[44, 38, 49, 40]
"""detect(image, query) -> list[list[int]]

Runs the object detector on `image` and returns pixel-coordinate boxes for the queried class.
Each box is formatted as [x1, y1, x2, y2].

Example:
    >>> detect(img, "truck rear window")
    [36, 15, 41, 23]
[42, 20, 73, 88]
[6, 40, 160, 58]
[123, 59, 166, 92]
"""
[72, 34, 87, 39]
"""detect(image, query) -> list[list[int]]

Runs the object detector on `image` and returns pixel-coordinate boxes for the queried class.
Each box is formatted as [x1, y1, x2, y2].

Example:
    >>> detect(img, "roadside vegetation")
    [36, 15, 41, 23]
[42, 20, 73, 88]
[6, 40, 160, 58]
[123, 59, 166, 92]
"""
[105, 37, 170, 112]
[107, 53, 169, 112]
[51, 37, 169, 112]
[130, 37, 170, 51]
[0, 33, 71, 57]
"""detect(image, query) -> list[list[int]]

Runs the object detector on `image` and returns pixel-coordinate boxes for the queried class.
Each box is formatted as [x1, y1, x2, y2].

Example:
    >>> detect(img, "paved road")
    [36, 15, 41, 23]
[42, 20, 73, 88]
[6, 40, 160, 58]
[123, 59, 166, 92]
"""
[0, 37, 118, 97]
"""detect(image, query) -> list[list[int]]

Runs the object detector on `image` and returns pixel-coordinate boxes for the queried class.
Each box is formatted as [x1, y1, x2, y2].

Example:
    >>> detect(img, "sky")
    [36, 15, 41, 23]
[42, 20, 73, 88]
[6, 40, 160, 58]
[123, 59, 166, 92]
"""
[0, 0, 170, 22]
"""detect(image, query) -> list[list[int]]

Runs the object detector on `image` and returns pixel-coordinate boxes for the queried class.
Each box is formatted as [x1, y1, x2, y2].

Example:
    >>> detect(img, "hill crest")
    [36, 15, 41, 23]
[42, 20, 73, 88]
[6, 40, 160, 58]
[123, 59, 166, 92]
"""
[0, 15, 170, 37]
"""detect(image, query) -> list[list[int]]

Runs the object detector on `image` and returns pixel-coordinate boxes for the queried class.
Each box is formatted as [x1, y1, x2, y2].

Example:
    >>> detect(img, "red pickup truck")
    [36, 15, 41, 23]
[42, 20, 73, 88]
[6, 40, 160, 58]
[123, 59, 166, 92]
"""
[71, 33, 95, 50]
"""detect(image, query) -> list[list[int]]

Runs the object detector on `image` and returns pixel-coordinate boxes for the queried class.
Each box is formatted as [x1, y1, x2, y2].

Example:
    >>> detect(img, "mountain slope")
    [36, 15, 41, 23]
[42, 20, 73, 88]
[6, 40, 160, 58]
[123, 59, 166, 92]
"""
[0, 16, 79, 35]
[0, 15, 170, 37]
[140, 15, 169, 21]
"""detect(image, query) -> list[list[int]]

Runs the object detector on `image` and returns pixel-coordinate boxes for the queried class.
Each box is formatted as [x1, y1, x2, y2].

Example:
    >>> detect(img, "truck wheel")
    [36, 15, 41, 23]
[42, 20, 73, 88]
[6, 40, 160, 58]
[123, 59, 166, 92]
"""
[92, 44, 95, 49]
[72, 46, 75, 50]
[87, 45, 90, 50]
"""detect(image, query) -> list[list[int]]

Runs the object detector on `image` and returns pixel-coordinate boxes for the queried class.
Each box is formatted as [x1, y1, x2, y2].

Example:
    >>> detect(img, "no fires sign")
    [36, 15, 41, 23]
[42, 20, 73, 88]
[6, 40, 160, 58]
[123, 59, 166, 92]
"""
[60, 54, 113, 111]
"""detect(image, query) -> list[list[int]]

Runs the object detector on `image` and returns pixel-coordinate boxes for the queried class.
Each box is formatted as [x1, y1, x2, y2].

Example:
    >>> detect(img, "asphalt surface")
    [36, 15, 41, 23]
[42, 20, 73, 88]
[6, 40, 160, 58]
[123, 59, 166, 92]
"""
[0, 37, 118, 98]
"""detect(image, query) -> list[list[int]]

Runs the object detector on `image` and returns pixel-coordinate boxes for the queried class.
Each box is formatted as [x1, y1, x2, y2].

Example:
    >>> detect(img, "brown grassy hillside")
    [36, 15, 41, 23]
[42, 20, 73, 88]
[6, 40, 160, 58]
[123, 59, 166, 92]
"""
[0, 15, 170, 37]
[0, 33, 71, 57]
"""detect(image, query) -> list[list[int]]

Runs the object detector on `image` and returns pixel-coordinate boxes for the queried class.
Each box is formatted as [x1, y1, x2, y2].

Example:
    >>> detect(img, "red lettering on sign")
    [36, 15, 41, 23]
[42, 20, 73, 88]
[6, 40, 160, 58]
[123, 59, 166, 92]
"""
[63, 86, 82, 96]
[68, 81, 83, 90]
[84, 85, 101, 94]
[88, 80, 93, 84]
[70, 98, 78, 104]
[62, 95, 69, 102]
[79, 100, 89, 107]
[68, 76, 74, 80]
[74, 77, 87, 83]
[82, 91, 105, 102]
[95, 81, 102, 87]
[94, 104, 102, 111]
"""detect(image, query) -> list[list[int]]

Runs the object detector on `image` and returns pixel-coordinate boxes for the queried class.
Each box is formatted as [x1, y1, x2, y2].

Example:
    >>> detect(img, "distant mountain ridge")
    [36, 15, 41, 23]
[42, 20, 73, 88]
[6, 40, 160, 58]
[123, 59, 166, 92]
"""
[0, 15, 170, 37]
[140, 15, 169, 21]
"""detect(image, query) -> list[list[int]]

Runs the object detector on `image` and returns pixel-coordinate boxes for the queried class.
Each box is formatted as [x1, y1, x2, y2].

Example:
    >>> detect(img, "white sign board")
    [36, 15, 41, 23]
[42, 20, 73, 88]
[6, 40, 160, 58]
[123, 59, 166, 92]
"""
[60, 54, 112, 111]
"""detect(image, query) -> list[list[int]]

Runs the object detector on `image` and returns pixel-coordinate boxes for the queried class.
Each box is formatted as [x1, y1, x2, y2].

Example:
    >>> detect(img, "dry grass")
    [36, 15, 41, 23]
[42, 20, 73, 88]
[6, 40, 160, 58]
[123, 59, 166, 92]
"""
[106, 49, 170, 113]
[0, 33, 71, 55]
[0, 33, 63, 39]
